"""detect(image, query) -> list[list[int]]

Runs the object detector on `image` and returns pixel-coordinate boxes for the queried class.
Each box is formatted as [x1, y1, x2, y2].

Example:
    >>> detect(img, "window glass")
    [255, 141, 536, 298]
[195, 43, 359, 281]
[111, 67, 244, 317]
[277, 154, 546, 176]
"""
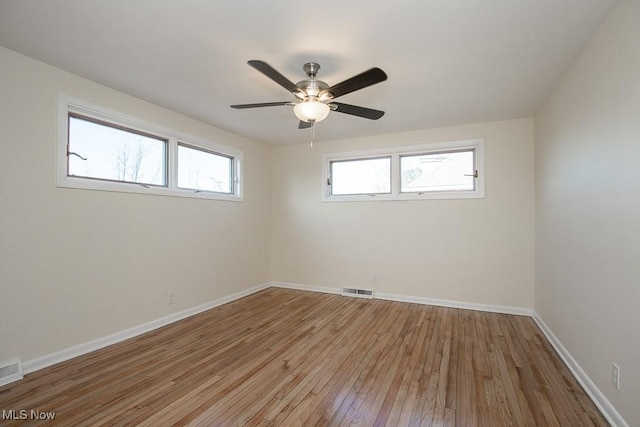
[177, 144, 233, 194]
[401, 149, 475, 193]
[68, 115, 166, 186]
[330, 157, 391, 196]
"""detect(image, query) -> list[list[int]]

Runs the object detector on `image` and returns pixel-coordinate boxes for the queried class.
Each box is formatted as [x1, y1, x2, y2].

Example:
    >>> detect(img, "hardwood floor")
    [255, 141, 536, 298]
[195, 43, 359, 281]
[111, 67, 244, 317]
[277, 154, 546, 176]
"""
[0, 288, 607, 426]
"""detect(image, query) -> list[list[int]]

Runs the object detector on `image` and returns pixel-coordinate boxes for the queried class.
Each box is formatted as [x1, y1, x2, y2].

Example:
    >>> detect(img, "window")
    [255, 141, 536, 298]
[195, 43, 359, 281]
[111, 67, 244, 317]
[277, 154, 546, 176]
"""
[68, 114, 167, 186]
[177, 143, 233, 194]
[57, 95, 243, 201]
[400, 149, 476, 193]
[330, 156, 391, 196]
[323, 139, 484, 201]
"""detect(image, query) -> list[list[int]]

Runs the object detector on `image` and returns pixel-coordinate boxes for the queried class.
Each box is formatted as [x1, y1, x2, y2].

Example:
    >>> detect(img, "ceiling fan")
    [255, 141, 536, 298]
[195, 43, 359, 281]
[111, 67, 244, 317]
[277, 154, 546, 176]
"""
[230, 60, 387, 129]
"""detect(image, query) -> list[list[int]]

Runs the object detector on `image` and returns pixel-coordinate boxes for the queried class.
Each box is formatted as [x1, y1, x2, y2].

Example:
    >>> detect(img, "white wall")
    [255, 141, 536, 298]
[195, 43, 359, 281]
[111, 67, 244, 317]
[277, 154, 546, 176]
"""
[0, 46, 271, 364]
[534, 1, 640, 425]
[271, 118, 535, 308]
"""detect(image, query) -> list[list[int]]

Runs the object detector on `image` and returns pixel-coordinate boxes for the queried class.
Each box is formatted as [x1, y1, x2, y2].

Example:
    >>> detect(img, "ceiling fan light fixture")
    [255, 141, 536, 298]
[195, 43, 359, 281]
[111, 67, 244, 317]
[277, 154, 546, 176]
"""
[293, 100, 330, 123]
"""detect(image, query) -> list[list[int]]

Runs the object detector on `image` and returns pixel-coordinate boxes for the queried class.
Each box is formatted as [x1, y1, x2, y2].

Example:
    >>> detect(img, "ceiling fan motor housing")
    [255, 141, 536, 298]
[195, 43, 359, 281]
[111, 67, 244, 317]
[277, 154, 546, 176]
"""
[297, 63, 329, 99]
[296, 78, 328, 99]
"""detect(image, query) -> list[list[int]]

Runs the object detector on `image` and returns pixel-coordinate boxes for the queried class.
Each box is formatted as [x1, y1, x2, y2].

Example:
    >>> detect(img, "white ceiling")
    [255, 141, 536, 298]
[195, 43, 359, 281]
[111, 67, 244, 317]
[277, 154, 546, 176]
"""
[0, 0, 615, 145]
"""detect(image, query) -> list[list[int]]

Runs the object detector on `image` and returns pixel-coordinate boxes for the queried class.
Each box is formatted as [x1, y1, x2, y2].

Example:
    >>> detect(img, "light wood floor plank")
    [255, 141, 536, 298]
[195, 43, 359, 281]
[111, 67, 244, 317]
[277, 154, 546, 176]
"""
[0, 288, 608, 426]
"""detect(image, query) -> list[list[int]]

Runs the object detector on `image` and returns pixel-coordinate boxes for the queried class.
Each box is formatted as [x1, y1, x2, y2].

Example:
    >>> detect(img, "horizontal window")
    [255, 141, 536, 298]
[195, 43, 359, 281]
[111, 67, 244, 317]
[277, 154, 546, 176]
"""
[177, 143, 233, 194]
[57, 95, 243, 201]
[330, 156, 391, 196]
[68, 114, 168, 187]
[323, 139, 484, 202]
[400, 149, 476, 194]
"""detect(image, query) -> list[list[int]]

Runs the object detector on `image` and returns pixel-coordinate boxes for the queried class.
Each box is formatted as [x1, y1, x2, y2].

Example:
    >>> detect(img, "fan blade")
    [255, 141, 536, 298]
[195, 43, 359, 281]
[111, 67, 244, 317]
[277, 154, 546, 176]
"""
[298, 120, 313, 129]
[230, 101, 292, 109]
[248, 60, 302, 95]
[320, 68, 387, 100]
[331, 102, 385, 120]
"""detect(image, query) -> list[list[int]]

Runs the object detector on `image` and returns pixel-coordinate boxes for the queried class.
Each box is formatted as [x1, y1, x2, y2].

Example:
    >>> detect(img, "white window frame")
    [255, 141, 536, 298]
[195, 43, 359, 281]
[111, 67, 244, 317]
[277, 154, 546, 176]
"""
[57, 94, 243, 201]
[328, 155, 393, 196]
[322, 138, 484, 202]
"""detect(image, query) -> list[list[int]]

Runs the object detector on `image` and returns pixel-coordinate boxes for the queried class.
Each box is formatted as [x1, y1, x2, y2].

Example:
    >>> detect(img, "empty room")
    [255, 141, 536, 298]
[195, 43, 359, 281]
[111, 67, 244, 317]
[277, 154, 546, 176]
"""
[0, 1, 637, 426]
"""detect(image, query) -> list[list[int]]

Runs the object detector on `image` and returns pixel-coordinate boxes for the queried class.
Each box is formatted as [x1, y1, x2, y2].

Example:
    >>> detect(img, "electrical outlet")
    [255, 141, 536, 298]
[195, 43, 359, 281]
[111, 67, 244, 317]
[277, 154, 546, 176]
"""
[372, 274, 379, 285]
[612, 363, 620, 390]
[168, 291, 175, 305]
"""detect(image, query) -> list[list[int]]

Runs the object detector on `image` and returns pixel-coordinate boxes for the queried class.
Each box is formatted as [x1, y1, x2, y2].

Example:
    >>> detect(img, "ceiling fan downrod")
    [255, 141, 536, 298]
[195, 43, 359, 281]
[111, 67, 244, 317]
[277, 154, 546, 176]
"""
[303, 62, 320, 78]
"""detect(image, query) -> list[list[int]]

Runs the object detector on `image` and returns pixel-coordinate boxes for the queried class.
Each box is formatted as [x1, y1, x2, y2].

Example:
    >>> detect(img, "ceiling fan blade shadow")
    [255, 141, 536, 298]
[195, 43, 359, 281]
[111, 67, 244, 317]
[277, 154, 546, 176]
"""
[320, 68, 387, 100]
[230, 101, 292, 109]
[298, 120, 313, 129]
[331, 102, 385, 120]
[248, 60, 301, 95]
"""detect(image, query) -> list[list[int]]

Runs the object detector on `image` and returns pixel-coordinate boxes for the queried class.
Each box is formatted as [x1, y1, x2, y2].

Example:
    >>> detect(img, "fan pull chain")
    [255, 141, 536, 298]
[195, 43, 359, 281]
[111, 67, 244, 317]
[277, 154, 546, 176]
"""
[310, 123, 315, 148]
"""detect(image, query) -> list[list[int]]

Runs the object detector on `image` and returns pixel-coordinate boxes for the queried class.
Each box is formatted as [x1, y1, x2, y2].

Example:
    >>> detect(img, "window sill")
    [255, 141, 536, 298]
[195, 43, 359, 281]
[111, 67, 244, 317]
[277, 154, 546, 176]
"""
[322, 190, 484, 203]
[57, 175, 243, 202]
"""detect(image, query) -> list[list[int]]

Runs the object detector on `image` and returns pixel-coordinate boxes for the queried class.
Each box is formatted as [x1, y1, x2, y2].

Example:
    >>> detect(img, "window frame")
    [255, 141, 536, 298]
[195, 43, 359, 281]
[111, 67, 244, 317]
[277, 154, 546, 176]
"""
[322, 139, 484, 202]
[328, 155, 393, 196]
[67, 113, 170, 188]
[399, 147, 477, 194]
[176, 142, 235, 194]
[57, 94, 243, 201]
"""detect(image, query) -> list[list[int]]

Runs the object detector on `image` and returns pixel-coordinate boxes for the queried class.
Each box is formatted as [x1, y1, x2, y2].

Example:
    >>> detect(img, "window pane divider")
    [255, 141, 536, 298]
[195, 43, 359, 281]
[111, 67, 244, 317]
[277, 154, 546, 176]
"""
[168, 137, 179, 190]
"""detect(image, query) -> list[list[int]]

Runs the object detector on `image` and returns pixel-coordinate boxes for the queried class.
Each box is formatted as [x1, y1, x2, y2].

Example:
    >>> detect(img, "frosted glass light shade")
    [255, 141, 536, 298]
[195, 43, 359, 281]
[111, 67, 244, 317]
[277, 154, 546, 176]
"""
[293, 101, 330, 123]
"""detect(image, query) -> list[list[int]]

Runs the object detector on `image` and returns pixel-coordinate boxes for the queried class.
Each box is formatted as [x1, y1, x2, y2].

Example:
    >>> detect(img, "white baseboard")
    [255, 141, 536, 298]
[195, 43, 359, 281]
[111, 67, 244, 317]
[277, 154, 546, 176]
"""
[271, 281, 532, 316]
[22, 282, 271, 375]
[376, 291, 533, 316]
[532, 311, 628, 427]
[270, 281, 342, 295]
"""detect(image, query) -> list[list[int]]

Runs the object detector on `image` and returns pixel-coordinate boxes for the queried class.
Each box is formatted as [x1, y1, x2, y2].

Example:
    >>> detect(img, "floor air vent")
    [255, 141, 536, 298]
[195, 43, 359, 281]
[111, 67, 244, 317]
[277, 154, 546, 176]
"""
[0, 359, 23, 387]
[342, 288, 374, 299]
